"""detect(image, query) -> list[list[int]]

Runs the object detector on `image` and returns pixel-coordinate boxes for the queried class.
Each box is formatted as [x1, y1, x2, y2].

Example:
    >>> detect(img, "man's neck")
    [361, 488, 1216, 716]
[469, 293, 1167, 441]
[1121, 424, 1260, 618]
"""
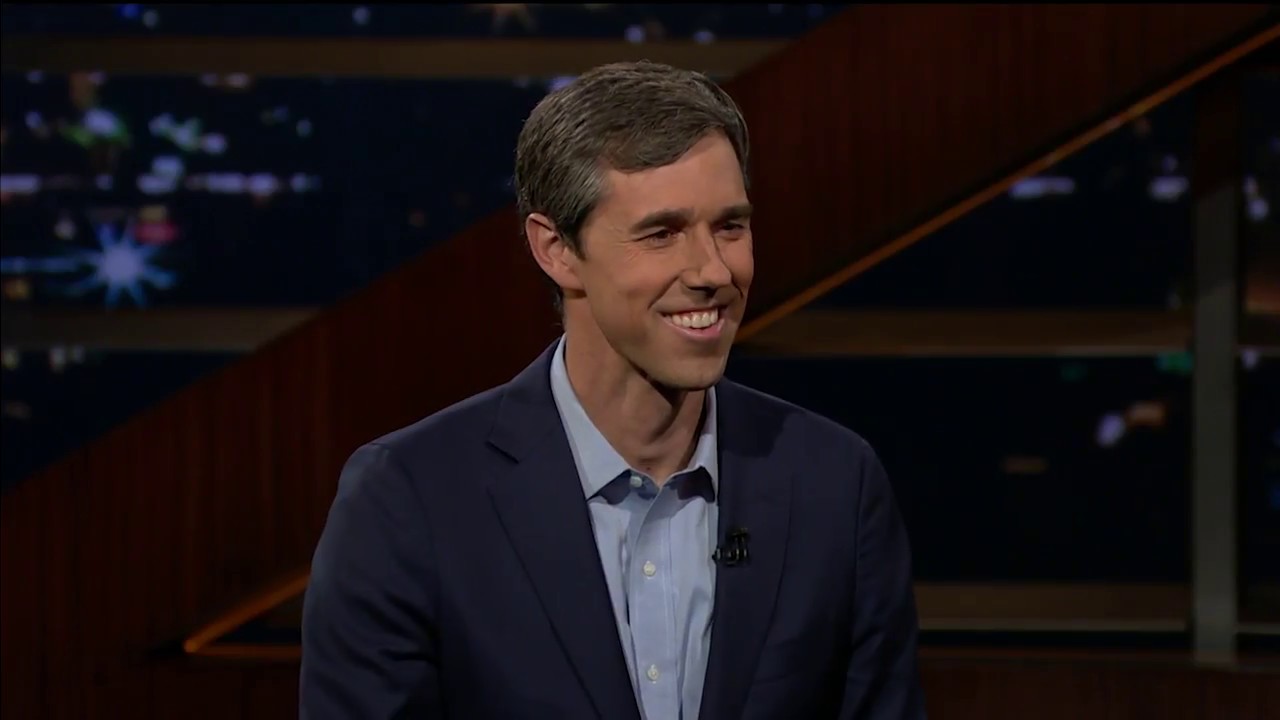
[562, 328, 706, 484]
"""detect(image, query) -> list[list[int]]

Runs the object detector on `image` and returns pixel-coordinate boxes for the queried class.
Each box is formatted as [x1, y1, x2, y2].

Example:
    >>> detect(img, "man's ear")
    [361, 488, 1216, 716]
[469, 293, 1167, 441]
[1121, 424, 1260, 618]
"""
[524, 213, 585, 294]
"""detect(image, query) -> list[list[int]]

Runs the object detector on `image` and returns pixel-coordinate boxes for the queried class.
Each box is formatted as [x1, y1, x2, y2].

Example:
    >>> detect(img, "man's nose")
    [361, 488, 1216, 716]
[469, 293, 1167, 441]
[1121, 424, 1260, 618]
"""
[684, 231, 732, 290]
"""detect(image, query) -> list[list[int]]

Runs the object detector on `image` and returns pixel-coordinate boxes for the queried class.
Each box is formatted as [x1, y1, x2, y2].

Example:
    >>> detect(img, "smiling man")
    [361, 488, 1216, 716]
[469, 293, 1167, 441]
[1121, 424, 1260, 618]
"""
[301, 61, 926, 720]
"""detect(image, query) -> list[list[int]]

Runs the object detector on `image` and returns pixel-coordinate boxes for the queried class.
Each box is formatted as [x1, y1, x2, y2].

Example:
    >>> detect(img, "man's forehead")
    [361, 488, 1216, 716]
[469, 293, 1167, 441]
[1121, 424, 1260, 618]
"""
[602, 171, 747, 215]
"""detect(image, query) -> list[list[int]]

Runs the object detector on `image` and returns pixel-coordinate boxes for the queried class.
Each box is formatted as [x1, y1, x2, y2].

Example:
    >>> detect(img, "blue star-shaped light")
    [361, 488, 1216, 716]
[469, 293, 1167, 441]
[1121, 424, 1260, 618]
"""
[65, 222, 177, 308]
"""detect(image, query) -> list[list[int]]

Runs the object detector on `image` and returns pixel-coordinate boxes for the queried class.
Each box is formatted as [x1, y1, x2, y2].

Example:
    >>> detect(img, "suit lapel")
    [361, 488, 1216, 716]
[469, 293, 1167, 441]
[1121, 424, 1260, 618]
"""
[700, 381, 794, 720]
[486, 345, 640, 720]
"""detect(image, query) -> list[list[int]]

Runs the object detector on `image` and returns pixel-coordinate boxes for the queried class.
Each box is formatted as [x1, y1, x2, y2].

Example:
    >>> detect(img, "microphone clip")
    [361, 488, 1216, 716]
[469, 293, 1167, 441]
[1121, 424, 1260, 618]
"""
[712, 527, 750, 568]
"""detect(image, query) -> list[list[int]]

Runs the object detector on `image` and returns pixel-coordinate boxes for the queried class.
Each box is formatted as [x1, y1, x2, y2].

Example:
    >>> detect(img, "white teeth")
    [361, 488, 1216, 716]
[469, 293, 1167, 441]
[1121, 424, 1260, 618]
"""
[668, 308, 719, 329]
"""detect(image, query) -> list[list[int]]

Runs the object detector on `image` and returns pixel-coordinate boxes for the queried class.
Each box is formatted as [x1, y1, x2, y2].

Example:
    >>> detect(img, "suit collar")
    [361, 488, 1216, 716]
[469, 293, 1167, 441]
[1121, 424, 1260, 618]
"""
[487, 344, 793, 720]
[699, 380, 795, 719]
[486, 342, 641, 720]
[485, 340, 561, 463]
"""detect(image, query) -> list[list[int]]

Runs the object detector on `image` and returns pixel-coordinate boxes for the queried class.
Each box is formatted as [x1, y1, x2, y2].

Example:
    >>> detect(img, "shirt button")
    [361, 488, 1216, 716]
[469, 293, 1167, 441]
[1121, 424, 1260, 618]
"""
[629, 474, 644, 489]
[646, 664, 660, 682]
[642, 561, 657, 577]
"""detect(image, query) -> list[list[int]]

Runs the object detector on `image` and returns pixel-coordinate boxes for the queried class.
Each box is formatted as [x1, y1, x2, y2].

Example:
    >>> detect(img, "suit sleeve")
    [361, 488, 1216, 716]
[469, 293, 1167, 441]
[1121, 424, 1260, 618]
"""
[300, 443, 443, 719]
[838, 445, 928, 719]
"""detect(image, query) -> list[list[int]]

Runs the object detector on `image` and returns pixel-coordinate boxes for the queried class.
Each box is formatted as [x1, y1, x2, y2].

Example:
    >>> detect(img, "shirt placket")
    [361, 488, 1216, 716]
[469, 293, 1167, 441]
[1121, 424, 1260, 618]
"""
[626, 473, 679, 720]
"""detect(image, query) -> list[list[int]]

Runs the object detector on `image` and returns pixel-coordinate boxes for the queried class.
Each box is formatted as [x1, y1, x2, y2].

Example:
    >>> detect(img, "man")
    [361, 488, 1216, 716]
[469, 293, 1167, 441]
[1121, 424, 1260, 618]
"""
[301, 61, 925, 719]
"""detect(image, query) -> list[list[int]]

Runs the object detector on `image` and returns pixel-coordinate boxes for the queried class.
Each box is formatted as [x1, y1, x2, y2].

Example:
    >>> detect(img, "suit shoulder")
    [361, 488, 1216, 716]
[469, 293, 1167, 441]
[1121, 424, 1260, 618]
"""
[723, 379, 878, 459]
[362, 383, 507, 461]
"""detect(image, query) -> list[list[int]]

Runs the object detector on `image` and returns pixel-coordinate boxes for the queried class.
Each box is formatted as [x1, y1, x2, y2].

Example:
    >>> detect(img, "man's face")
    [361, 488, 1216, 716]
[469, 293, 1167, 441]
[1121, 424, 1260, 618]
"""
[566, 132, 754, 391]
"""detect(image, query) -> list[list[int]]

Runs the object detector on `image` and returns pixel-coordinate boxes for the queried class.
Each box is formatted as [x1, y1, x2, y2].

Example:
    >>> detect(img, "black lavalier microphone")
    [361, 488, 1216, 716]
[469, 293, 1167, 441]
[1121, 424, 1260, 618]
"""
[712, 527, 750, 567]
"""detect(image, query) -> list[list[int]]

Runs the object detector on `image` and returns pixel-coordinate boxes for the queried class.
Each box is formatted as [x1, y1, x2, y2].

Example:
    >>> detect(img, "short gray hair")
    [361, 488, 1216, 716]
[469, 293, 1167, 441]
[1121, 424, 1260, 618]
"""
[515, 61, 750, 306]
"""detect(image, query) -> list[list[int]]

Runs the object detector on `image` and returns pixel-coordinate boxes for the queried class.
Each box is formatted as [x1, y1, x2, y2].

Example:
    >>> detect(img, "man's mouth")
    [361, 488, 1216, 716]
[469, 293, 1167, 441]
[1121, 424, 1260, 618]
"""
[663, 307, 720, 329]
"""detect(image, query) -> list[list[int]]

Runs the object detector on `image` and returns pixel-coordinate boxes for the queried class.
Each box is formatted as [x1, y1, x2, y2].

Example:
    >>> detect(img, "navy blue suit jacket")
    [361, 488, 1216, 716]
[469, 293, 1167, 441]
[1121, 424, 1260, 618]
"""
[301, 343, 925, 719]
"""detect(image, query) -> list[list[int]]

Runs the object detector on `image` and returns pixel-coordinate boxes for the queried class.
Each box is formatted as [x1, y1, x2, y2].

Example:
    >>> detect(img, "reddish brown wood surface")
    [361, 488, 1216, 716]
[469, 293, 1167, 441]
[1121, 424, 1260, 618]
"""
[2, 5, 1274, 716]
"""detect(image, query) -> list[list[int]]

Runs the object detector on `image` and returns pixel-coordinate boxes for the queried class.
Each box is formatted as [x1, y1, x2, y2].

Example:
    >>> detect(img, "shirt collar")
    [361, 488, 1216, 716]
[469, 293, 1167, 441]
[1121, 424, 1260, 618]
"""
[549, 335, 719, 500]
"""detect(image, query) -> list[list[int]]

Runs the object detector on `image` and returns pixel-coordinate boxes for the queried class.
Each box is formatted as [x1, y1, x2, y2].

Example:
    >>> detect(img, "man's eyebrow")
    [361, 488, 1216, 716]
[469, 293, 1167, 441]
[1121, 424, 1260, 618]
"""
[628, 204, 753, 234]
[715, 203, 753, 223]
[628, 208, 694, 234]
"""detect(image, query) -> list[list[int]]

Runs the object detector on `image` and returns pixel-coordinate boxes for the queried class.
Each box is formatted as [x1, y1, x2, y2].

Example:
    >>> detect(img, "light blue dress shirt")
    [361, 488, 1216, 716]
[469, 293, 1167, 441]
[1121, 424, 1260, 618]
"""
[548, 336, 719, 720]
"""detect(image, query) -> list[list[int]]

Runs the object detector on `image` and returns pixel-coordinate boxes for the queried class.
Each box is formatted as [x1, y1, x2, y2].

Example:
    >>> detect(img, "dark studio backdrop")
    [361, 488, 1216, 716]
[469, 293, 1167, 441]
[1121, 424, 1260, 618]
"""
[0, 4, 1277, 718]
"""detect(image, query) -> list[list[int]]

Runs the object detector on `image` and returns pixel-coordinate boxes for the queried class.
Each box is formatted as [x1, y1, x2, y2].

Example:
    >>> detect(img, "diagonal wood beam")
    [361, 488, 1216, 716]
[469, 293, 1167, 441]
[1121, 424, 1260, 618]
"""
[736, 19, 1280, 342]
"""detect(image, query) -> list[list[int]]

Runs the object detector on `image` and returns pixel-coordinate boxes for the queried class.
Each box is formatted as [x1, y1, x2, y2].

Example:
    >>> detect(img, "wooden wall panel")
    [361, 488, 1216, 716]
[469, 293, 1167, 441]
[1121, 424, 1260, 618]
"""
[1, 5, 1274, 716]
[731, 5, 1276, 327]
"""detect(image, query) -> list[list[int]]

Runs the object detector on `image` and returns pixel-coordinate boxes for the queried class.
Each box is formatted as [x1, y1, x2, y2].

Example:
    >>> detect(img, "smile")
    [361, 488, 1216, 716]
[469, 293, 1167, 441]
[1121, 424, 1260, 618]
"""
[662, 307, 725, 339]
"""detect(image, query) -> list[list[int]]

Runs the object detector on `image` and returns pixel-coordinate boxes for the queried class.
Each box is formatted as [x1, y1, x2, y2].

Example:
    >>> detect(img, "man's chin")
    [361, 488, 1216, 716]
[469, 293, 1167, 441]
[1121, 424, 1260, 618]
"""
[648, 358, 729, 393]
